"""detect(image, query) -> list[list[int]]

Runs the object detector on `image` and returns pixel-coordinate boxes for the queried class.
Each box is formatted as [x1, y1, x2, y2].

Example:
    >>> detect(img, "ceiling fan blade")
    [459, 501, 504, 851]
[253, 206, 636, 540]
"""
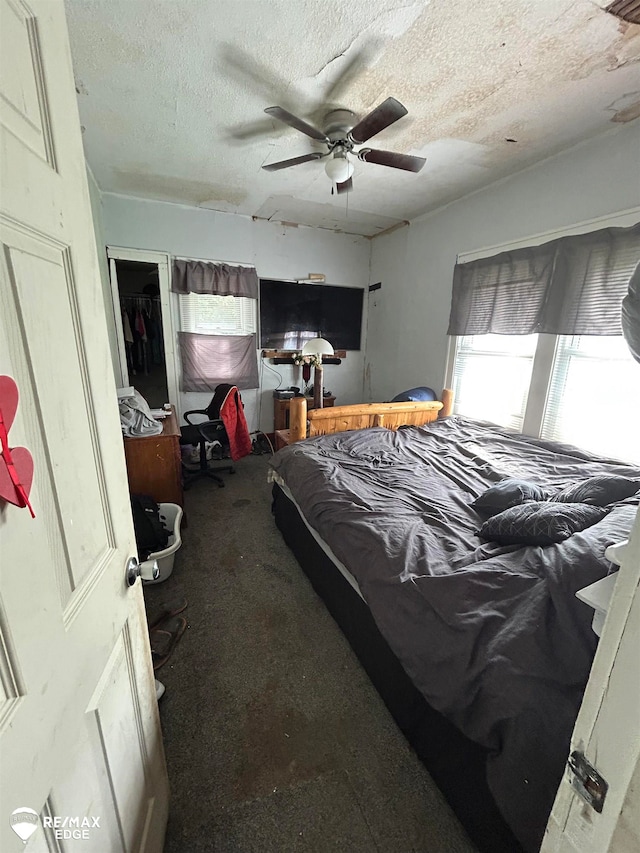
[227, 117, 283, 142]
[348, 97, 408, 144]
[322, 41, 381, 103]
[219, 46, 301, 111]
[264, 107, 329, 142]
[262, 152, 325, 172]
[336, 177, 353, 195]
[358, 148, 426, 173]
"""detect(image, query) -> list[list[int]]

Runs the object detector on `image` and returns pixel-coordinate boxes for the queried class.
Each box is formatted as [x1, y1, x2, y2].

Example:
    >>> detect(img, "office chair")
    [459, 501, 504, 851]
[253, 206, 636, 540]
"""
[179, 384, 236, 488]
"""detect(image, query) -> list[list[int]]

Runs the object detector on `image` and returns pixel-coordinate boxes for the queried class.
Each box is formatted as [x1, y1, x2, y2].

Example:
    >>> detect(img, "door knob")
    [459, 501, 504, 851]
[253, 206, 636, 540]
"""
[126, 556, 160, 586]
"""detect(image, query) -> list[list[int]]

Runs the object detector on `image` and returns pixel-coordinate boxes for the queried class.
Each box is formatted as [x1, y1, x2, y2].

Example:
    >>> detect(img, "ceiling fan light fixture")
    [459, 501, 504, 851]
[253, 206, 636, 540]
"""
[325, 153, 354, 184]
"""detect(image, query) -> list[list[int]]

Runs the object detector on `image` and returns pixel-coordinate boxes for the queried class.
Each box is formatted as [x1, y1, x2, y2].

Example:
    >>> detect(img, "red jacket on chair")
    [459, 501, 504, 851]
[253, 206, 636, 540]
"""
[219, 386, 252, 461]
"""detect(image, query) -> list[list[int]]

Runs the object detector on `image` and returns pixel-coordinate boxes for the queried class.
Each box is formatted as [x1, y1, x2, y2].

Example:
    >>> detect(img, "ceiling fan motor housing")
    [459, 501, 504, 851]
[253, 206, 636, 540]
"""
[323, 109, 356, 137]
[323, 109, 357, 154]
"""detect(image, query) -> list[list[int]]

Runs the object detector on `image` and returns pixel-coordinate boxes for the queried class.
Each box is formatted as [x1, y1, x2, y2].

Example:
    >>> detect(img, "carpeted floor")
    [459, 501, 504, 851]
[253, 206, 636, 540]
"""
[144, 454, 476, 853]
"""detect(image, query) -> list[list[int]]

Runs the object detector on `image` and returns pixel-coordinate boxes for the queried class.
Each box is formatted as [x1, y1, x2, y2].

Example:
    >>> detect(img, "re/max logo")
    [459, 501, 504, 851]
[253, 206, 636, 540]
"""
[42, 816, 100, 828]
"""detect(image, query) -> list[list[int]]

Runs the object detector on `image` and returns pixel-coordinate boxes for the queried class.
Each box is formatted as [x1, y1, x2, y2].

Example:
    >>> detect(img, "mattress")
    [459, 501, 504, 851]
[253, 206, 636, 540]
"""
[269, 470, 364, 599]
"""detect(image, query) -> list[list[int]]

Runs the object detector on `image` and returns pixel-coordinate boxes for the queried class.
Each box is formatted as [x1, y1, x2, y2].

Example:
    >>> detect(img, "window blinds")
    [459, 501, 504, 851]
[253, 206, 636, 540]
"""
[178, 293, 256, 336]
[451, 335, 537, 431]
[545, 229, 640, 335]
[448, 223, 640, 336]
[448, 248, 556, 336]
[541, 335, 640, 463]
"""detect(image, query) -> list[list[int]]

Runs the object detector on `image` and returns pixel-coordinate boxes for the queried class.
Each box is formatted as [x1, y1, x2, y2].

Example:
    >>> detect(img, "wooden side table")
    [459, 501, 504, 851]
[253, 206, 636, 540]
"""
[123, 405, 184, 507]
[273, 395, 336, 431]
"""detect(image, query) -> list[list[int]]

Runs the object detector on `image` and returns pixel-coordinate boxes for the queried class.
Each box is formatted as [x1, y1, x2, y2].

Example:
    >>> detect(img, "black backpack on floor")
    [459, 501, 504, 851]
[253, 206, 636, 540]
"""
[130, 494, 170, 560]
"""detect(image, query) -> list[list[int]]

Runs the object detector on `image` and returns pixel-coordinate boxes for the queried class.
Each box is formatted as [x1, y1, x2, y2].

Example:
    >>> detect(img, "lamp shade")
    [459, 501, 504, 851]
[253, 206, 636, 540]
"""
[325, 155, 354, 184]
[302, 337, 334, 357]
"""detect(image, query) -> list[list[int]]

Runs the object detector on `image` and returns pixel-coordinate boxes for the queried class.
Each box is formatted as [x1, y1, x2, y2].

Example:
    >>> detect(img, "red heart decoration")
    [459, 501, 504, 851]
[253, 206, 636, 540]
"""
[0, 445, 34, 507]
[0, 375, 35, 516]
[0, 375, 19, 432]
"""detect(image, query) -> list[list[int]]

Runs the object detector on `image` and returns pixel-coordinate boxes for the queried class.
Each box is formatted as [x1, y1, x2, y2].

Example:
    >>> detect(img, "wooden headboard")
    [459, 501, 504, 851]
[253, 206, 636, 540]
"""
[287, 389, 453, 443]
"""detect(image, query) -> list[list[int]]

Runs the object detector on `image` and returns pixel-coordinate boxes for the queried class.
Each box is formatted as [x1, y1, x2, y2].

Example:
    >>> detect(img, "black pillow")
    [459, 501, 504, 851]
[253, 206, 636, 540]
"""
[471, 478, 548, 517]
[478, 501, 607, 546]
[551, 475, 639, 507]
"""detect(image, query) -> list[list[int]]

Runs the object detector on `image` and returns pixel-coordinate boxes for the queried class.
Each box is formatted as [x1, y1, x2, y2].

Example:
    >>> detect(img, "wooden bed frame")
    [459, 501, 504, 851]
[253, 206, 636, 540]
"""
[280, 388, 454, 447]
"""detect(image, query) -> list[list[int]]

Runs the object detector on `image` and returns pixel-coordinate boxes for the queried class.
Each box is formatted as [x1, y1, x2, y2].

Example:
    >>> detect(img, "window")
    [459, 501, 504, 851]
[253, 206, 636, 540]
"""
[452, 335, 538, 430]
[541, 336, 639, 462]
[448, 221, 640, 463]
[178, 293, 256, 336]
[451, 333, 640, 463]
[177, 294, 259, 391]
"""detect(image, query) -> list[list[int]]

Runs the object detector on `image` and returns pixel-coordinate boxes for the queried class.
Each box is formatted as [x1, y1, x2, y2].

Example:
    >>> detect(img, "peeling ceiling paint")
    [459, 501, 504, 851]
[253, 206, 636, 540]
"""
[64, 0, 640, 237]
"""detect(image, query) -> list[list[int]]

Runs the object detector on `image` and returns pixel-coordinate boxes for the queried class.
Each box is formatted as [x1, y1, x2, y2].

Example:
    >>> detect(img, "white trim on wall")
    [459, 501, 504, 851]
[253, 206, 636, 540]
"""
[443, 335, 457, 391]
[108, 256, 130, 385]
[106, 246, 181, 419]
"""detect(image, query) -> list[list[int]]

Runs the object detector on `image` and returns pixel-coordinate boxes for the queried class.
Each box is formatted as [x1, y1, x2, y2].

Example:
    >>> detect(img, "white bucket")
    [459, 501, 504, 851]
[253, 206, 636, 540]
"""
[144, 503, 183, 584]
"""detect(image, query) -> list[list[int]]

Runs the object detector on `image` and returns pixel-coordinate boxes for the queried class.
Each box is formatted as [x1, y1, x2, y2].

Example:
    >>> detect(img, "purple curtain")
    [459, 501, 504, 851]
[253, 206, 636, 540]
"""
[178, 332, 259, 392]
[172, 260, 258, 299]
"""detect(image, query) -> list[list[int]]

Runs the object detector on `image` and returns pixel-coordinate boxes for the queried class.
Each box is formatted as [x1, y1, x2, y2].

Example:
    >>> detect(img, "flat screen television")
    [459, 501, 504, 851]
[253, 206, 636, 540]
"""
[259, 279, 364, 351]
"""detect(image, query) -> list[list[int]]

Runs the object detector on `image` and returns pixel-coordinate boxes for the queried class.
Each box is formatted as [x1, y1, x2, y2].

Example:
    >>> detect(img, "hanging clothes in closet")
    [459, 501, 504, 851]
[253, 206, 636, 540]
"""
[119, 294, 161, 375]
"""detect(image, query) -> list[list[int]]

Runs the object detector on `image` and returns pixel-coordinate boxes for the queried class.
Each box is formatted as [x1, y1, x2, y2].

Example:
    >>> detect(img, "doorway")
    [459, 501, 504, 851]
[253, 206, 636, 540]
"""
[115, 259, 168, 406]
[107, 248, 180, 415]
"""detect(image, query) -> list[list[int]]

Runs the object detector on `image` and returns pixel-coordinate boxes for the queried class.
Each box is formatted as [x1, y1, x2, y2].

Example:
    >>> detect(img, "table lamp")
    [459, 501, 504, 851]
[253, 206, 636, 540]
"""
[302, 337, 334, 409]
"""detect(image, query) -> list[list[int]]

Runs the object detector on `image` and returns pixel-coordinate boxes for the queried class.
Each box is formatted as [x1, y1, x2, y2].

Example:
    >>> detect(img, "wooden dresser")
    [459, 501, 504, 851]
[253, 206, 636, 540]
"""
[123, 405, 184, 506]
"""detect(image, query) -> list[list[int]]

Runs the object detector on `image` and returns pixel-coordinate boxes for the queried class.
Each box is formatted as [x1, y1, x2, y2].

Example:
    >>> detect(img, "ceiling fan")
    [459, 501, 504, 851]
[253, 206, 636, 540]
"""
[261, 97, 426, 194]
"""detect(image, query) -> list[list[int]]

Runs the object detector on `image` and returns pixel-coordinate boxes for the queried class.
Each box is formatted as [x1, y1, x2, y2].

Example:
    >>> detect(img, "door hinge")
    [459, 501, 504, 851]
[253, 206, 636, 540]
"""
[568, 750, 608, 813]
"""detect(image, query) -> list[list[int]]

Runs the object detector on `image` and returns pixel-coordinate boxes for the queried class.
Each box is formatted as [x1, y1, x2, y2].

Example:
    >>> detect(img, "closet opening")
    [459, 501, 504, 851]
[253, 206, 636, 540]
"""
[113, 259, 168, 407]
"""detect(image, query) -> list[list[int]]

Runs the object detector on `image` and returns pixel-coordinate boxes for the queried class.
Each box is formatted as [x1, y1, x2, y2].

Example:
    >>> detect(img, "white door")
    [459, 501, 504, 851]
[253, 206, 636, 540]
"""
[0, 1, 169, 851]
[541, 507, 640, 853]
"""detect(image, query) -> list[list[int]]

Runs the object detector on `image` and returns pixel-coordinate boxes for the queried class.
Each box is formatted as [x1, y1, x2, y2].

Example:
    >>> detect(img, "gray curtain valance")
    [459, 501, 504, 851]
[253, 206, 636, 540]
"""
[172, 260, 259, 299]
[178, 332, 259, 392]
[448, 223, 640, 336]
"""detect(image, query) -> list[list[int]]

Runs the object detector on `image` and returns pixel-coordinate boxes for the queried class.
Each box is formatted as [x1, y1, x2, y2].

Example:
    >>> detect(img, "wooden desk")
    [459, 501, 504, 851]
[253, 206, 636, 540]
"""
[123, 405, 184, 507]
[273, 395, 336, 431]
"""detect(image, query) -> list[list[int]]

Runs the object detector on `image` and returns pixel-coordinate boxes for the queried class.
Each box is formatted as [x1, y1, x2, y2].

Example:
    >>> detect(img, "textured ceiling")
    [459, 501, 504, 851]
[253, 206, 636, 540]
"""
[65, 0, 640, 237]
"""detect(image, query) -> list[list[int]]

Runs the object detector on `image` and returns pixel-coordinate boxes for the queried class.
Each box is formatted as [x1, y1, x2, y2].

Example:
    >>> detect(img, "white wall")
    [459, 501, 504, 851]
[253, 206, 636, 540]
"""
[87, 166, 120, 381]
[367, 122, 640, 402]
[101, 194, 370, 433]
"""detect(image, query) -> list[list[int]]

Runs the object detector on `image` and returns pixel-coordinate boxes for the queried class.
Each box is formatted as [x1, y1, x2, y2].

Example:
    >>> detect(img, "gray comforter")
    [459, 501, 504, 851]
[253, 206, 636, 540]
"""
[270, 416, 640, 852]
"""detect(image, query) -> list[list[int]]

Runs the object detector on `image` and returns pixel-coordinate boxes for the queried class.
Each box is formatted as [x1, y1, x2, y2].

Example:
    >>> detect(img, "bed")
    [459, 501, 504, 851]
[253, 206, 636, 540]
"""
[269, 413, 640, 853]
